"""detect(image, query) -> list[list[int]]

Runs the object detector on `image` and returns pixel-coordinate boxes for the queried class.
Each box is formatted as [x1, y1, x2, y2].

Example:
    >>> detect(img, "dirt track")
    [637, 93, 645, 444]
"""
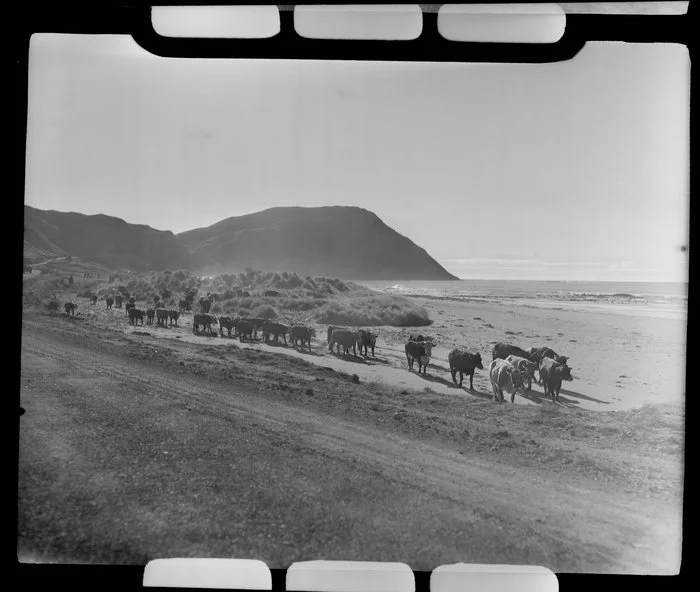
[19, 310, 683, 573]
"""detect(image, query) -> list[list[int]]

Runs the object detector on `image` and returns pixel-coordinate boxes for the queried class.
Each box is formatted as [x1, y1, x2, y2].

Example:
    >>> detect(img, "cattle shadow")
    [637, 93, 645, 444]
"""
[467, 387, 498, 401]
[413, 372, 496, 400]
[558, 387, 610, 404]
[413, 371, 458, 389]
[290, 347, 324, 358]
[514, 388, 547, 405]
[261, 340, 292, 349]
[327, 352, 372, 365]
[524, 386, 610, 407]
[362, 355, 389, 365]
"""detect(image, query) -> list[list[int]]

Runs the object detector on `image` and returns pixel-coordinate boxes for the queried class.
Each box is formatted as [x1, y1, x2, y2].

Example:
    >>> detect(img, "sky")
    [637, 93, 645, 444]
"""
[24, 33, 689, 282]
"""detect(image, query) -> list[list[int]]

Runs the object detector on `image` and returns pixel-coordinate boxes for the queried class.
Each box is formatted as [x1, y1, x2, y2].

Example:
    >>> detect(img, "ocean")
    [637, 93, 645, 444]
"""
[359, 279, 688, 321]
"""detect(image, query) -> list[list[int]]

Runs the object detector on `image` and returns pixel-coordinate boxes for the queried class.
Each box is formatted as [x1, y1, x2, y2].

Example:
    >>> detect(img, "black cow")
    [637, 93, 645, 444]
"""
[125, 302, 135, 316]
[179, 299, 191, 314]
[146, 308, 155, 325]
[262, 321, 289, 345]
[291, 325, 315, 351]
[199, 297, 211, 314]
[64, 302, 77, 316]
[236, 320, 254, 342]
[249, 318, 268, 339]
[115, 295, 123, 308]
[528, 346, 569, 366]
[219, 316, 237, 338]
[168, 310, 180, 326]
[90, 294, 98, 305]
[155, 308, 169, 327]
[356, 330, 377, 357]
[492, 342, 534, 362]
[539, 358, 573, 402]
[448, 349, 484, 390]
[129, 307, 144, 326]
[329, 329, 358, 357]
[193, 313, 218, 335]
[106, 297, 114, 309]
[405, 341, 433, 374]
[327, 325, 348, 345]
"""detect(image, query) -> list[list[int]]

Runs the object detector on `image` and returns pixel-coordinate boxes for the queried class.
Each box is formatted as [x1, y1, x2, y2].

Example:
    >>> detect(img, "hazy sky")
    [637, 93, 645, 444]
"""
[25, 34, 689, 282]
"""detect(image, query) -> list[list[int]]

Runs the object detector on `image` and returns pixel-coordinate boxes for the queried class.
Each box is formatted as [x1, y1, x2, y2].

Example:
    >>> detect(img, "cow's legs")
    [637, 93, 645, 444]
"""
[469, 372, 474, 390]
[450, 367, 457, 383]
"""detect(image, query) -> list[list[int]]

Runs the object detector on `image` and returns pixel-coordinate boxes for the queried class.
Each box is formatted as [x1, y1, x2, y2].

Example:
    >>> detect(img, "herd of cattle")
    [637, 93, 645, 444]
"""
[61, 295, 574, 403]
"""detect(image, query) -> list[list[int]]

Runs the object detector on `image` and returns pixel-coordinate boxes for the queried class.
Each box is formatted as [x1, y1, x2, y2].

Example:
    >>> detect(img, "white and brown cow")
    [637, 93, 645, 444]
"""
[505, 354, 538, 392]
[489, 358, 525, 403]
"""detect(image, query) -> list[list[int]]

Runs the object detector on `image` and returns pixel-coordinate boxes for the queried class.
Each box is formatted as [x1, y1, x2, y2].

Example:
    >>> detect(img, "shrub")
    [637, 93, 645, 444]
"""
[283, 299, 317, 312]
[312, 295, 431, 327]
[46, 299, 60, 312]
[252, 305, 277, 320]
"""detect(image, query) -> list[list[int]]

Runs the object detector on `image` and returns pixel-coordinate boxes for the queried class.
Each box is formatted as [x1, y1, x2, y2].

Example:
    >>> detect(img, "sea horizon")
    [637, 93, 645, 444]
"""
[359, 278, 688, 322]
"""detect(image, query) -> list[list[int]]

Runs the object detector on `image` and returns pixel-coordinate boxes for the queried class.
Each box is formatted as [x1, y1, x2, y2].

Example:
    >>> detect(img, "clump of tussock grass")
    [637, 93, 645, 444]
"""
[252, 305, 277, 320]
[312, 295, 432, 327]
[45, 299, 60, 312]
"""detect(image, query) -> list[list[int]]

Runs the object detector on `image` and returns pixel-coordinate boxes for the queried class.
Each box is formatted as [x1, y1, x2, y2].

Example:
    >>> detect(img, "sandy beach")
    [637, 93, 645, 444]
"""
[76, 292, 686, 413]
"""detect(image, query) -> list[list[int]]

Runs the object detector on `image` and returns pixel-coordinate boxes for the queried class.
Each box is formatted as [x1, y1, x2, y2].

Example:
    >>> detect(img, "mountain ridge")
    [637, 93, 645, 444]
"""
[24, 206, 191, 271]
[24, 205, 458, 280]
[177, 206, 458, 281]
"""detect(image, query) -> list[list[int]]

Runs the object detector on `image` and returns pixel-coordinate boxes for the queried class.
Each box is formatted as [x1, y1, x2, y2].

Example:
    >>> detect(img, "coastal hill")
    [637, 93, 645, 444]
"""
[23, 206, 191, 271]
[24, 205, 458, 280]
[177, 206, 458, 280]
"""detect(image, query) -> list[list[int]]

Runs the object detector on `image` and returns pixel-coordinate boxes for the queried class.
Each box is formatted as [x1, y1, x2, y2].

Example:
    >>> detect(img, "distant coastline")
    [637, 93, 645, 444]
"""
[359, 279, 688, 321]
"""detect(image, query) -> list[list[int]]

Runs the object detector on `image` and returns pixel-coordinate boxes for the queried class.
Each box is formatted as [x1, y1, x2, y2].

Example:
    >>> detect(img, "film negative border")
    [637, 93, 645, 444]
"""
[15, 3, 693, 63]
[13, 3, 693, 592]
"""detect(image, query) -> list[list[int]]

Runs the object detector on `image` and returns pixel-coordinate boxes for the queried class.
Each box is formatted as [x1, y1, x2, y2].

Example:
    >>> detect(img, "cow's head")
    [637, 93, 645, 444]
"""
[558, 364, 573, 381]
[556, 355, 569, 365]
[506, 366, 525, 391]
[423, 342, 434, 357]
[513, 369, 526, 391]
[525, 361, 538, 377]
[475, 353, 484, 370]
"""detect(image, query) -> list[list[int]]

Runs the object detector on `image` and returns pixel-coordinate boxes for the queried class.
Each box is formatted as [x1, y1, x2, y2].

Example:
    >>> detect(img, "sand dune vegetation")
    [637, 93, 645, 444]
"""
[28, 264, 432, 328]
